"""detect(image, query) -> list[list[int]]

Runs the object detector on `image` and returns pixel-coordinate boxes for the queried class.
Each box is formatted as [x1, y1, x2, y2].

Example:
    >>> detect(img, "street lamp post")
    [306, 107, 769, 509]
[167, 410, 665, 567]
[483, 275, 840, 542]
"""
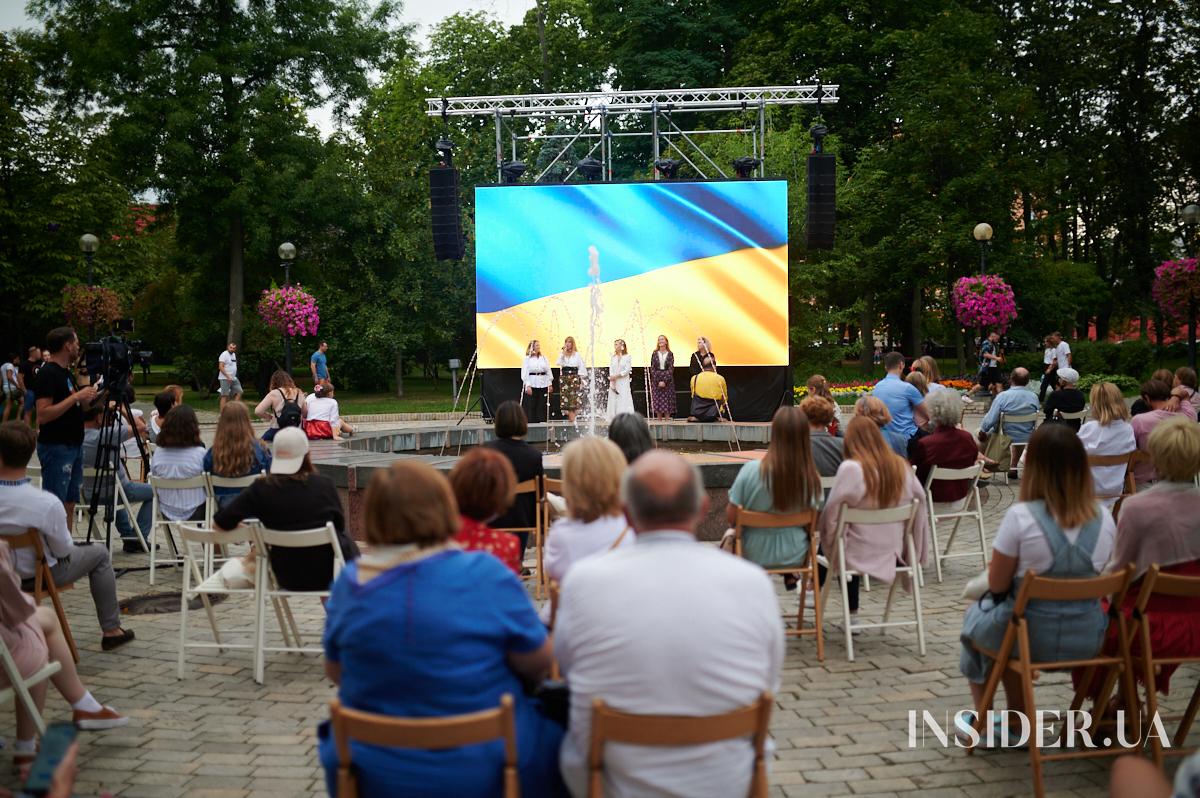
[973, 223, 993, 275]
[1182, 204, 1200, 370]
[79, 234, 99, 286]
[278, 242, 297, 374]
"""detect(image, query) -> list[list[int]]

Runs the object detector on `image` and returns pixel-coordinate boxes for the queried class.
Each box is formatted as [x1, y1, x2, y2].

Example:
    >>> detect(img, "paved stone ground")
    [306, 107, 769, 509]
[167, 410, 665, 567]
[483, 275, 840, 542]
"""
[6, 436, 1193, 797]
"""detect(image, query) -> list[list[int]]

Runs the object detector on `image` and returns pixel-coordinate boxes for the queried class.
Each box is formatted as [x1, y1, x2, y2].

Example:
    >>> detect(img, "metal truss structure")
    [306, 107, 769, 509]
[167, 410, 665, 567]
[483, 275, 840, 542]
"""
[425, 85, 839, 183]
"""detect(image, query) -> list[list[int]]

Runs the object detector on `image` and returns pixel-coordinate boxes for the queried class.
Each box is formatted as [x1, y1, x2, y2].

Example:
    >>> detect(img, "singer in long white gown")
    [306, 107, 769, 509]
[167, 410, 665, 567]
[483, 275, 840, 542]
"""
[606, 339, 635, 420]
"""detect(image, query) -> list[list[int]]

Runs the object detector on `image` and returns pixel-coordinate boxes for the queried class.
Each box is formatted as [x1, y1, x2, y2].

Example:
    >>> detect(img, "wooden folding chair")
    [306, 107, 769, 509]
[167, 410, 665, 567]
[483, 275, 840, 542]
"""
[329, 695, 520, 798]
[541, 476, 564, 536]
[0, 635, 62, 737]
[924, 463, 988, 583]
[587, 692, 773, 798]
[496, 477, 544, 598]
[149, 473, 211, 584]
[966, 565, 1138, 798]
[733, 507, 823, 661]
[1128, 565, 1200, 767]
[176, 524, 260, 679]
[253, 522, 345, 684]
[823, 500, 923, 661]
[4, 529, 79, 663]
[999, 413, 1040, 485]
[1086, 451, 1137, 508]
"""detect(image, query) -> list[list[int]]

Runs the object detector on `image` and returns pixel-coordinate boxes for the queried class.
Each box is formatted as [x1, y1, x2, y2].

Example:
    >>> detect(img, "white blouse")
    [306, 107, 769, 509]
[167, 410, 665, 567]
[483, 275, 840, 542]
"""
[558, 352, 585, 371]
[521, 355, 552, 389]
[1078, 420, 1137, 504]
[609, 354, 632, 381]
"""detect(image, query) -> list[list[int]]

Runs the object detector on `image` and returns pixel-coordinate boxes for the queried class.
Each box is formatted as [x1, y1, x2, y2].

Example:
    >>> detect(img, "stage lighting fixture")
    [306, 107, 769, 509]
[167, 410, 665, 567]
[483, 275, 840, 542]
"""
[810, 124, 828, 154]
[576, 157, 603, 181]
[435, 137, 455, 167]
[501, 161, 527, 183]
[654, 159, 680, 180]
[733, 156, 760, 179]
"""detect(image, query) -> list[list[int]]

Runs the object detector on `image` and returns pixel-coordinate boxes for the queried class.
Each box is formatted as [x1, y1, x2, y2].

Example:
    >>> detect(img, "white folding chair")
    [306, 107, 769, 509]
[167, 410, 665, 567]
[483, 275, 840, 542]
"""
[25, 466, 41, 489]
[149, 474, 211, 584]
[999, 413, 1039, 485]
[1053, 407, 1089, 424]
[924, 463, 988, 583]
[819, 475, 837, 492]
[203, 473, 263, 576]
[177, 523, 259, 679]
[824, 499, 924, 661]
[0, 636, 62, 737]
[80, 467, 149, 552]
[253, 522, 345, 684]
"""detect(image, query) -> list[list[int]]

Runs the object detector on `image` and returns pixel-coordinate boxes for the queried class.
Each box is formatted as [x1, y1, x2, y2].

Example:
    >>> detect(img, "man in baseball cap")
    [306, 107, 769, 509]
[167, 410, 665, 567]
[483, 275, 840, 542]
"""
[1045, 367, 1086, 430]
[270, 426, 309, 474]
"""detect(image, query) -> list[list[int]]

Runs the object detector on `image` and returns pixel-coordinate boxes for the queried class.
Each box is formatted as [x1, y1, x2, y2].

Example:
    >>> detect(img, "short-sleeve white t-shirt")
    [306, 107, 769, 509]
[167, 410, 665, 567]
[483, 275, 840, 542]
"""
[1054, 341, 1071, 369]
[218, 350, 238, 380]
[992, 502, 1114, 576]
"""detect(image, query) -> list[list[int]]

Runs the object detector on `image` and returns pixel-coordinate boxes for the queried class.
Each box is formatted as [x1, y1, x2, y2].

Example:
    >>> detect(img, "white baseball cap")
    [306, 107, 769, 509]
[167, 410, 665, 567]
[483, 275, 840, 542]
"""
[270, 427, 309, 474]
[1057, 367, 1080, 385]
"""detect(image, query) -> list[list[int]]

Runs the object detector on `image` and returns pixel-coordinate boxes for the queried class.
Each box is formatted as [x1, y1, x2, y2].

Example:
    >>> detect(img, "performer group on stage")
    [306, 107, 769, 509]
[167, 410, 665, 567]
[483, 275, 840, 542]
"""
[519, 334, 729, 423]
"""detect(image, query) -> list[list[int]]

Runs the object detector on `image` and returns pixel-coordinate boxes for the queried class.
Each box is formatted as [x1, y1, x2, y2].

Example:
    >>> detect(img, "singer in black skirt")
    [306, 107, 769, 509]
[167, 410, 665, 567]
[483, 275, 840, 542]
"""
[521, 340, 552, 423]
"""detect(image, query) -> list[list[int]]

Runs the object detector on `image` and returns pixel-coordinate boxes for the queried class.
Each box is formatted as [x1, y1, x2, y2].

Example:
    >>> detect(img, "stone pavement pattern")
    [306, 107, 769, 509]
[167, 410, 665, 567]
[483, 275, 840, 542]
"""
[1, 478, 1193, 798]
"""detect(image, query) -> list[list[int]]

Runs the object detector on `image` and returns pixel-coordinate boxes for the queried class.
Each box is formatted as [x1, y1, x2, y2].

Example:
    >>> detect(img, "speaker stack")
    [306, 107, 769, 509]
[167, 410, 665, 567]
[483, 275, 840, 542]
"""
[429, 166, 464, 261]
[806, 154, 836, 250]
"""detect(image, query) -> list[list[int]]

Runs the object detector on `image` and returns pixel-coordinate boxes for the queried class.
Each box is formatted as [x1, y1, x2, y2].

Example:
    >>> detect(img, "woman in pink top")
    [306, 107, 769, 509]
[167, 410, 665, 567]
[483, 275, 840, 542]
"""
[819, 417, 929, 620]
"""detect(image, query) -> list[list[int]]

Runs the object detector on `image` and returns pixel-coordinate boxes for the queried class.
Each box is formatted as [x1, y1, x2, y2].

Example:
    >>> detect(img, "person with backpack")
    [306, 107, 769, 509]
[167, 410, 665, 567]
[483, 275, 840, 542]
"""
[254, 370, 306, 443]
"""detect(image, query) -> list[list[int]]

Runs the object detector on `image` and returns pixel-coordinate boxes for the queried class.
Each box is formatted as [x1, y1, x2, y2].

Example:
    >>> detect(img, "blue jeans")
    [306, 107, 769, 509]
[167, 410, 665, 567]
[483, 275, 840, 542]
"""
[116, 478, 154, 544]
[37, 442, 83, 505]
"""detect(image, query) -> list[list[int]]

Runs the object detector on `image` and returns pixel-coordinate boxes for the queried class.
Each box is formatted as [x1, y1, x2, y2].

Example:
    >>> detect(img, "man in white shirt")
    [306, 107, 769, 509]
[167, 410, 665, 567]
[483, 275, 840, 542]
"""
[217, 341, 242, 409]
[555, 450, 783, 797]
[0, 421, 134, 650]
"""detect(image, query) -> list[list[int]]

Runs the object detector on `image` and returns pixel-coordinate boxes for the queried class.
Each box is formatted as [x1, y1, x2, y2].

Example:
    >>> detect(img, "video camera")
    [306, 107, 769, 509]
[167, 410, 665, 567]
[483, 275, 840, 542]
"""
[84, 319, 142, 393]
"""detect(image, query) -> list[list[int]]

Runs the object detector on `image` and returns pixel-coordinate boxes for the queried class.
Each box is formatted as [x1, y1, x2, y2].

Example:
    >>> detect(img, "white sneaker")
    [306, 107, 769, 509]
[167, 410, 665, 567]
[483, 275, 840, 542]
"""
[960, 394, 975, 404]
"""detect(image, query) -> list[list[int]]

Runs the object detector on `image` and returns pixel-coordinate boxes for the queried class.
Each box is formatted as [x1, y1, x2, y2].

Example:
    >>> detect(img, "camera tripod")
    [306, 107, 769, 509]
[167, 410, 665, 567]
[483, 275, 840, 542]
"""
[84, 382, 152, 553]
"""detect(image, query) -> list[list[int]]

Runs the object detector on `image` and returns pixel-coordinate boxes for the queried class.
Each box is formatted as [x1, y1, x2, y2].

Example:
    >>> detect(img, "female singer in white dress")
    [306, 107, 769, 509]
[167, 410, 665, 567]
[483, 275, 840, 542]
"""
[521, 340, 552, 423]
[557, 337, 586, 423]
[606, 339, 635, 421]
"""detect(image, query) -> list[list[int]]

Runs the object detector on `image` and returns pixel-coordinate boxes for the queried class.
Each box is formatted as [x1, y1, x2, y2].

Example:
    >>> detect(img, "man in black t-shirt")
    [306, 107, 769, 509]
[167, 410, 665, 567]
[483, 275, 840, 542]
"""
[17, 346, 41, 426]
[34, 327, 96, 519]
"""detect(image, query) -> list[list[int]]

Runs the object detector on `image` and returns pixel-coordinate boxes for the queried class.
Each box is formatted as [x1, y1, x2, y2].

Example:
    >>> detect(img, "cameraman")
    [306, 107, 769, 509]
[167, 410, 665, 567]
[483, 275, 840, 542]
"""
[34, 327, 96, 520]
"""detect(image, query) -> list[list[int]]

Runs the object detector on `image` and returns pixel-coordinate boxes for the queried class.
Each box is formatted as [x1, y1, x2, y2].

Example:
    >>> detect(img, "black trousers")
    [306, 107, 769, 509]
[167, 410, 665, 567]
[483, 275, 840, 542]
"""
[523, 387, 548, 423]
[817, 556, 860, 612]
[1039, 368, 1057, 403]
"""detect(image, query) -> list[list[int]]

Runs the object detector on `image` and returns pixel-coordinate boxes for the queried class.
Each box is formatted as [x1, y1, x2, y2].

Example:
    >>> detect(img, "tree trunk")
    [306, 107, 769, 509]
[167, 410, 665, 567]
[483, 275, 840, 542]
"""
[859, 293, 873, 376]
[226, 213, 244, 346]
[954, 325, 966, 377]
[909, 281, 922, 359]
[535, 0, 549, 92]
[394, 351, 404, 399]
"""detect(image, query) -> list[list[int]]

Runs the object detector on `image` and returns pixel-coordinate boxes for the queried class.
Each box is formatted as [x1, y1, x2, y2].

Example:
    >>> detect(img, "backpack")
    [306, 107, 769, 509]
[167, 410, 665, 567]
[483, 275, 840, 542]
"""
[276, 389, 303, 429]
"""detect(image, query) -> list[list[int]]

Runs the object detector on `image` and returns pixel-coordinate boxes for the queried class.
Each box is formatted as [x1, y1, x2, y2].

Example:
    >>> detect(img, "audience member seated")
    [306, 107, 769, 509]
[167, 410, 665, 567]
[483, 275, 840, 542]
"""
[554, 450, 782, 797]
[150, 405, 207, 523]
[254, 370, 306, 442]
[0, 539, 128, 759]
[800, 397, 844, 476]
[448, 448, 521, 575]
[304, 383, 354, 440]
[913, 356, 950, 393]
[214, 428, 358, 591]
[956, 424, 1114, 744]
[1131, 378, 1198, 487]
[687, 356, 728, 422]
[1076, 418, 1200, 700]
[147, 384, 183, 444]
[1172, 366, 1200, 416]
[0, 422, 134, 650]
[854, 395, 907, 458]
[203, 402, 271, 510]
[607, 412, 653, 464]
[905, 370, 932, 432]
[911, 391, 980, 509]
[81, 399, 154, 553]
[1042, 367, 1085, 429]
[978, 367, 1040, 477]
[1129, 368, 1175, 417]
[1077, 382, 1136, 507]
[805, 374, 839, 435]
[544, 437, 631, 591]
[726, 407, 821, 587]
[871, 352, 924, 451]
[818, 417, 929, 625]
[318, 461, 565, 797]
[485, 401, 544, 554]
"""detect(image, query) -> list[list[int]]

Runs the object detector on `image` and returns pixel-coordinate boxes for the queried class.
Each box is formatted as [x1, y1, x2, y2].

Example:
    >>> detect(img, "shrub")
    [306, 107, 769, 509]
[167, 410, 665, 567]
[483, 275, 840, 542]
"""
[1077, 373, 1140, 395]
[1005, 351, 1046, 376]
[1114, 339, 1155, 381]
[1070, 340, 1119, 375]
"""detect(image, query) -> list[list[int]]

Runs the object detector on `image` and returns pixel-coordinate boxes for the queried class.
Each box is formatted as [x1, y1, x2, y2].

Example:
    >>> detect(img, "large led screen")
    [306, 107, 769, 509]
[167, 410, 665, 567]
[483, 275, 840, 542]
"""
[474, 180, 788, 369]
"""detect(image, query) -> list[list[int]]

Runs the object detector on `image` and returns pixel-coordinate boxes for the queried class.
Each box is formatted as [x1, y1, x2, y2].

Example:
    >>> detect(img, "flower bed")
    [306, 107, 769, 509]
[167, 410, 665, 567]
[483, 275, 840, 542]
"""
[794, 377, 972, 404]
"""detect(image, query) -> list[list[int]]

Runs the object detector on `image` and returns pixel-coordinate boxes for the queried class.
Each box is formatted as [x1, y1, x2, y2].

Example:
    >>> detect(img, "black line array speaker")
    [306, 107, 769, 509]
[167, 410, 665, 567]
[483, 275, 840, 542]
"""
[429, 166, 464, 261]
[806, 154, 836, 250]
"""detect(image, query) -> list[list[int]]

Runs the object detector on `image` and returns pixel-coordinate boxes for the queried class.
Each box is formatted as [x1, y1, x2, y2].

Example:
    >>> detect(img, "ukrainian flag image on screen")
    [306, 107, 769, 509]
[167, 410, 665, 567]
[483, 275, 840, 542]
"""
[475, 180, 788, 369]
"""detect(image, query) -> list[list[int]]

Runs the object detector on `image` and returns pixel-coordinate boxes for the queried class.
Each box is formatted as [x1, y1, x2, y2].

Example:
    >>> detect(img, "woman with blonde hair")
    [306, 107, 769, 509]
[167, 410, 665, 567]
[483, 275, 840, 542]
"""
[956, 423, 1113, 743]
[726, 407, 823, 586]
[854, 395, 908, 457]
[203, 402, 270, 508]
[913, 356, 949, 392]
[317, 461, 564, 797]
[1077, 381, 1136, 506]
[605, 339, 634, 420]
[521, 340, 551, 423]
[255, 369, 307, 442]
[818, 417, 928, 622]
[648, 335, 675, 420]
[556, 336, 585, 422]
[544, 437, 631, 586]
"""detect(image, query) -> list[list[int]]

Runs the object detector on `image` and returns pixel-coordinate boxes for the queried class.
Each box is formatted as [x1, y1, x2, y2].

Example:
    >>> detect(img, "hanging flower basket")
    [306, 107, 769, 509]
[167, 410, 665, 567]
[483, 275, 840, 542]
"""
[62, 285, 122, 329]
[257, 285, 320, 338]
[1151, 258, 1200, 322]
[952, 275, 1018, 332]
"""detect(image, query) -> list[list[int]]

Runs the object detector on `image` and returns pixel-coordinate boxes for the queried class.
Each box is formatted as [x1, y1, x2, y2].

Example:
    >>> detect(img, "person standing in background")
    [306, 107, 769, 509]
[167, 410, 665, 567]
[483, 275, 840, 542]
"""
[34, 327, 96, 522]
[1038, 336, 1055, 403]
[690, 336, 716, 376]
[1, 354, 19, 423]
[217, 342, 242, 410]
[310, 340, 330, 389]
[606, 339, 634, 421]
[648, 335, 675, 421]
[520, 340, 551, 424]
[556, 337, 585, 423]
[18, 346, 41, 426]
